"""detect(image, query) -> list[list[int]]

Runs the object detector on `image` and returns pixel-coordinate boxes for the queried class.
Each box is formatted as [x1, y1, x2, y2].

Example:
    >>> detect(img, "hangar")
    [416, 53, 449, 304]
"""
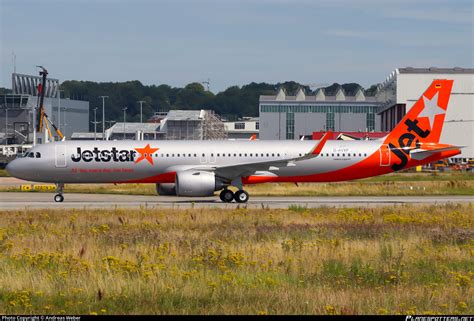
[259, 67, 473, 160]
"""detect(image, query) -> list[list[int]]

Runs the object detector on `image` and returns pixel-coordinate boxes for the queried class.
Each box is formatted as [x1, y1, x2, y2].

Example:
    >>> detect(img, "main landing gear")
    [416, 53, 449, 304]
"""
[54, 183, 64, 202]
[219, 188, 250, 203]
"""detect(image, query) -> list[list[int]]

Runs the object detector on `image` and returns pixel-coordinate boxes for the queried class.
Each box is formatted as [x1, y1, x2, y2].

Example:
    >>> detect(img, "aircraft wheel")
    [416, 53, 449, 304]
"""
[54, 194, 64, 203]
[219, 189, 234, 203]
[234, 190, 249, 203]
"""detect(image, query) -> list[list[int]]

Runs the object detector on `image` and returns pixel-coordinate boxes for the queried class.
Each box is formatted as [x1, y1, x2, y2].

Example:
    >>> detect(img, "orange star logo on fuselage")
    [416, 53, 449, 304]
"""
[134, 144, 159, 165]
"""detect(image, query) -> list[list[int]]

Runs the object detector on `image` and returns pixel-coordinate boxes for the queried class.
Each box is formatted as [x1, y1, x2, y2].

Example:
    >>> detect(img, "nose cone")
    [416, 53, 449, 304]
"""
[5, 159, 31, 180]
[5, 159, 18, 177]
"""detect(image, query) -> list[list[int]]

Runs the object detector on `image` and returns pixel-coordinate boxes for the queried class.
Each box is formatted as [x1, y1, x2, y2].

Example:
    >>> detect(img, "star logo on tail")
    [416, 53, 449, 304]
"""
[418, 92, 445, 130]
[134, 144, 159, 165]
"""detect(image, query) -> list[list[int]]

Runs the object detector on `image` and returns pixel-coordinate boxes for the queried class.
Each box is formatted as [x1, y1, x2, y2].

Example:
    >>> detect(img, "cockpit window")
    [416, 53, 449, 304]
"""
[28, 152, 34, 158]
[35, 152, 41, 158]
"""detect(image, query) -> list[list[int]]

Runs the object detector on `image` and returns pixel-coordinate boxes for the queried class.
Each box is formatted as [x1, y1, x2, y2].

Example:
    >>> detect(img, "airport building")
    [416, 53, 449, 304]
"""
[0, 73, 89, 145]
[76, 109, 228, 141]
[259, 87, 379, 140]
[376, 67, 474, 161]
[160, 110, 227, 140]
[224, 117, 259, 139]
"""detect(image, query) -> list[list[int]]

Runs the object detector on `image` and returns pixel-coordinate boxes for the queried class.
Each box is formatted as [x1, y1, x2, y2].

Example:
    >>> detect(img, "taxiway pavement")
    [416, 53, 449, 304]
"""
[0, 192, 472, 210]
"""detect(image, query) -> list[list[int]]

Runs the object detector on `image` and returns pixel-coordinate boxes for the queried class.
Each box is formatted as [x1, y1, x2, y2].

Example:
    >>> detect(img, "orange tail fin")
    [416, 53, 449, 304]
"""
[384, 79, 453, 145]
[383, 79, 454, 171]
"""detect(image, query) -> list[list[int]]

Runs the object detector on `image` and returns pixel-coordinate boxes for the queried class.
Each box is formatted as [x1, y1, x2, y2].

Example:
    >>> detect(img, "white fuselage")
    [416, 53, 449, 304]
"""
[7, 139, 382, 183]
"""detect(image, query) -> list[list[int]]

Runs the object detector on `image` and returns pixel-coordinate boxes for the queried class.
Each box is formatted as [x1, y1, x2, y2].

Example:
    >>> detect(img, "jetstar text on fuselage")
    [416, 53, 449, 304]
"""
[388, 118, 430, 171]
[71, 147, 136, 163]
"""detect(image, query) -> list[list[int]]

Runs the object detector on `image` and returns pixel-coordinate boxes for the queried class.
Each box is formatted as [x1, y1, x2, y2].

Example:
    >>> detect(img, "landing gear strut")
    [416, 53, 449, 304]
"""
[54, 183, 64, 202]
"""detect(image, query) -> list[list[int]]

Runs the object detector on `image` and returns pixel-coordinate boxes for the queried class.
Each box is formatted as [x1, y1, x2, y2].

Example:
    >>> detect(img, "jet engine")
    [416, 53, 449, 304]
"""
[156, 183, 176, 196]
[175, 171, 225, 196]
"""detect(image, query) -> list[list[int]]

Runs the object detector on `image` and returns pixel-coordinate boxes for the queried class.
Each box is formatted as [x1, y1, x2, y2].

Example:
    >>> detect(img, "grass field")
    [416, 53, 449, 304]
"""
[1, 172, 473, 196]
[0, 204, 472, 314]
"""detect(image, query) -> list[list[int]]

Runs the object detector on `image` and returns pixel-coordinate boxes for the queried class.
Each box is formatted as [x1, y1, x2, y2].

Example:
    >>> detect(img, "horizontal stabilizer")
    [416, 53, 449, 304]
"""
[410, 146, 463, 160]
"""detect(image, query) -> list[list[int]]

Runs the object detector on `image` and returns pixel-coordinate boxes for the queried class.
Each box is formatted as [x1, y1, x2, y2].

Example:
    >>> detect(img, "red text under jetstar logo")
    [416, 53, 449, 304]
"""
[134, 144, 159, 165]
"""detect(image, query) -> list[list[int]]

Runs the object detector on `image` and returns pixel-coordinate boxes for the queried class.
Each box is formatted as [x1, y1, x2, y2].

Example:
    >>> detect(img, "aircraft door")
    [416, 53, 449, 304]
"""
[55, 145, 67, 168]
[379, 144, 391, 166]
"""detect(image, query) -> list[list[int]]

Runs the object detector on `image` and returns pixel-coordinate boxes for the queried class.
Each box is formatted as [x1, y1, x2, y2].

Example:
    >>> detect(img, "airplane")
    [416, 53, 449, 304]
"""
[6, 80, 462, 203]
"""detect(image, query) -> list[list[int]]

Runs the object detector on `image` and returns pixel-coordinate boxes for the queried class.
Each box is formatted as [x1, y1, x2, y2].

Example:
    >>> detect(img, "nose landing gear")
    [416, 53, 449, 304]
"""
[54, 183, 64, 202]
[54, 194, 64, 202]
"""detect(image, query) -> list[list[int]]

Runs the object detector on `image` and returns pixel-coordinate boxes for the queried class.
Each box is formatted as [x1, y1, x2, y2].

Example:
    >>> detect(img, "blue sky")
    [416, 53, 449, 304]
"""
[1, 0, 473, 92]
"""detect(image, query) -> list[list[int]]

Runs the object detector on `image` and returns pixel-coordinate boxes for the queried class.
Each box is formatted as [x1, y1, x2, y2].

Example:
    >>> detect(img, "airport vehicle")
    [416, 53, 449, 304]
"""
[6, 80, 462, 203]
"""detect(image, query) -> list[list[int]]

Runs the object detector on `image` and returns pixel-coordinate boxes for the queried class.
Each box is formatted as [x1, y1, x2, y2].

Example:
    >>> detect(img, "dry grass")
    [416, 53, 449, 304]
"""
[0, 204, 472, 315]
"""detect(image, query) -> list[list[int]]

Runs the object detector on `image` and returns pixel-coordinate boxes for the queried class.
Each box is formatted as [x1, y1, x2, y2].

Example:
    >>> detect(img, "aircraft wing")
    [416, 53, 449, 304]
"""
[188, 131, 332, 181]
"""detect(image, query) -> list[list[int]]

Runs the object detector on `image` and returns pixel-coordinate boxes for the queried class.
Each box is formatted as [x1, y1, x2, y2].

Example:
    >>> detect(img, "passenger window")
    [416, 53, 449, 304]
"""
[359, 153, 361, 157]
[272, 153, 274, 157]
[194, 154, 197, 157]
[326, 153, 329, 157]
[342, 154, 345, 157]
[202, 153, 205, 157]
[234, 153, 236, 157]
[217, 153, 220, 157]
[364, 153, 367, 157]
[244, 153, 247, 157]
[266, 153, 269, 157]
[277, 154, 280, 157]
[337, 154, 340, 157]
[166, 154, 169, 157]
[239, 153, 242, 157]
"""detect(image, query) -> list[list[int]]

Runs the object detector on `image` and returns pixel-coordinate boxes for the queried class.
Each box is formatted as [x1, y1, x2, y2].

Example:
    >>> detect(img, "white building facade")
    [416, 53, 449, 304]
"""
[224, 117, 259, 139]
[259, 87, 380, 140]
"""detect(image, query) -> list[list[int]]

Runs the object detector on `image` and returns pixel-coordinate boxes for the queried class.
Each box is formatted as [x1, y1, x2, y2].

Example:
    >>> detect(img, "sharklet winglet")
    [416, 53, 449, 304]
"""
[311, 131, 332, 155]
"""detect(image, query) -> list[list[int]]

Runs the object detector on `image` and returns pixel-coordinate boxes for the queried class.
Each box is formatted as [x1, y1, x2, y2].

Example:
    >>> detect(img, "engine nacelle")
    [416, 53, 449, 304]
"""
[175, 171, 224, 196]
[156, 183, 176, 196]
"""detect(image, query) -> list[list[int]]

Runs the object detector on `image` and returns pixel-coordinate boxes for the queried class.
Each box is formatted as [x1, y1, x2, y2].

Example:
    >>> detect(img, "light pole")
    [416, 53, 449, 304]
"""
[57, 89, 64, 132]
[4, 107, 8, 140]
[91, 108, 99, 141]
[99, 96, 108, 140]
[62, 105, 67, 139]
[137, 100, 145, 124]
[122, 107, 127, 140]
[154, 111, 157, 140]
